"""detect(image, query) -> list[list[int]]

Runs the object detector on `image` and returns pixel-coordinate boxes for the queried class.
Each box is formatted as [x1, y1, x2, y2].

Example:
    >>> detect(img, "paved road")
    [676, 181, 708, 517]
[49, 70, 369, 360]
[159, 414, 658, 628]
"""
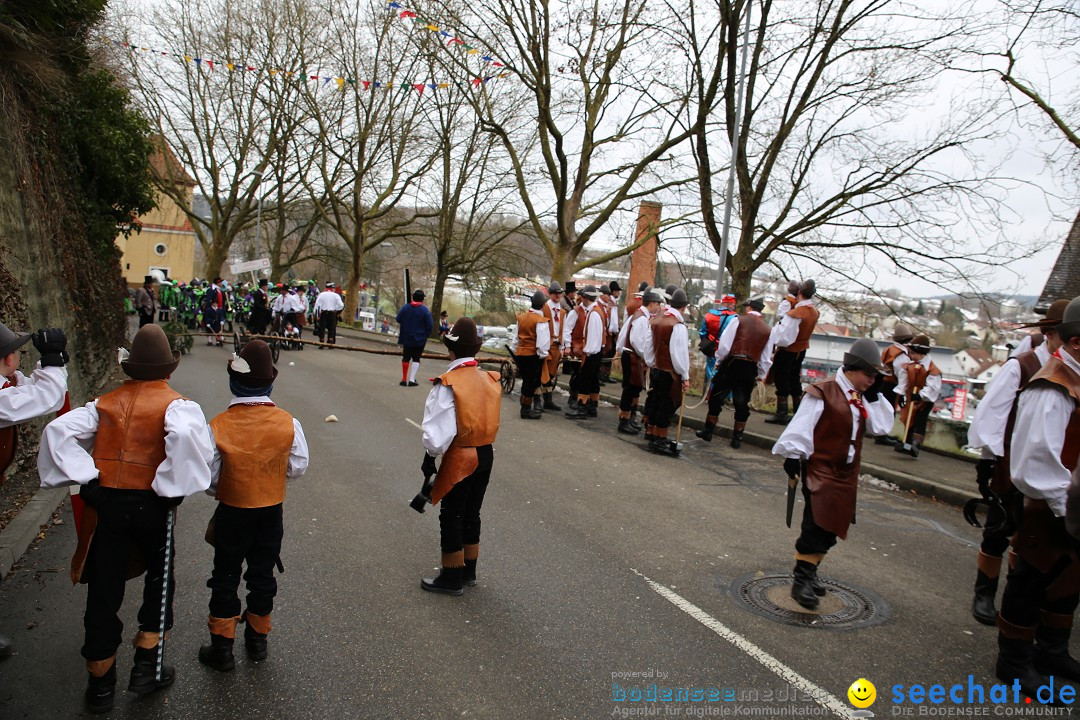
[0, 338, 1070, 718]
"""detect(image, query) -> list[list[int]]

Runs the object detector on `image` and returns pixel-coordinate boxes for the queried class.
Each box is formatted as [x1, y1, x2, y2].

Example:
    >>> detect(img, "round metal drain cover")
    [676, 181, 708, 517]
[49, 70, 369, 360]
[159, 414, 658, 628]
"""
[730, 571, 889, 630]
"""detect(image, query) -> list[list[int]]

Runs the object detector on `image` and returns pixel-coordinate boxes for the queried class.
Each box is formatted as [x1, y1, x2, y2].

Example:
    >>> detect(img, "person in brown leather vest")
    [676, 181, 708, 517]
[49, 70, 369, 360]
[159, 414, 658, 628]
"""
[645, 289, 691, 456]
[541, 282, 565, 411]
[198, 340, 309, 672]
[893, 334, 942, 458]
[996, 296, 1080, 698]
[696, 298, 774, 448]
[513, 291, 551, 420]
[418, 318, 502, 595]
[967, 299, 1066, 626]
[766, 280, 820, 425]
[615, 288, 662, 435]
[0, 322, 69, 661]
[772, 338, 895, 610]
[38, 323, 213, 714]
[874, 323, 914, 447]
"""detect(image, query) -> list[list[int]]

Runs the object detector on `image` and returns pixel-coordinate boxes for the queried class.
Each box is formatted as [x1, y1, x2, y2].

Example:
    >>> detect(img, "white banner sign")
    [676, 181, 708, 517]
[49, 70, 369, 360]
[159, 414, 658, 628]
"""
[229, 258, 271, 274]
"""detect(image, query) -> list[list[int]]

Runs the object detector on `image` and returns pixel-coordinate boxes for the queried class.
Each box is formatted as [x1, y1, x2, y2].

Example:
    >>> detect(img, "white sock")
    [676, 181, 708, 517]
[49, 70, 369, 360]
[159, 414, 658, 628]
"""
[408, 361, 420, 383]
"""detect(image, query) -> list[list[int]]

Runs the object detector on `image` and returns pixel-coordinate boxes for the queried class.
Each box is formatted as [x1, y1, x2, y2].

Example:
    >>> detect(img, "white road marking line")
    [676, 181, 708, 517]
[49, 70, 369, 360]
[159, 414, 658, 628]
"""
[632, 569, 856, 720]
[405, 418, 423, 431]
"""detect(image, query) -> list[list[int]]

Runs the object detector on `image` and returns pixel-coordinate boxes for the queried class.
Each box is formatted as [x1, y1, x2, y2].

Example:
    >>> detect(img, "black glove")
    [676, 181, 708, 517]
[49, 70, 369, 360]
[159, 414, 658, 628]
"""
[79, 479, 106, 509]
[975, 458, 996, 499]
[783, 458, 801, 479]
[32, 328, 67, 354]
[422, 453, 438, 478]
[863, 373, 884, 402]
[897, 395, 907, 409]
[159, 495, 184, 508]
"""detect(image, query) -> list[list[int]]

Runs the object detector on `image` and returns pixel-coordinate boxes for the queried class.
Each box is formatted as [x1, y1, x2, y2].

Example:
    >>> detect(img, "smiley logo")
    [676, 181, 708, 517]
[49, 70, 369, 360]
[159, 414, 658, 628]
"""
[847, 678, 876, 708]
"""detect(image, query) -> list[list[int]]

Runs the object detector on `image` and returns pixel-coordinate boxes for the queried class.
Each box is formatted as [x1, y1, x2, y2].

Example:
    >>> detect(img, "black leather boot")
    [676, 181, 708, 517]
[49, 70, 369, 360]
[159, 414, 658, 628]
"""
[810, 565, 826, 596]
[996, 633, 1058, 704]
[85, 663, 116, 714]
[244, 620, 269, 661]
[564, 402, 588, 419]
[695, 422, 715, 442]
[530, 397, 543, 419]
[628, 410, 642, 432]
[520, 401, 540, 419]
[618, 418, 640, 435]
[421, 566, 464, 596]
[791, 560, 820, 610]
[586, 400, 598, 417]
[198, 633, 235, 672]
[730, 421, 746, 449]
[972, 554, 1000, 626]
[543, 393, 561, 411]
[1034, 614, 1080, 682]
[463, 559, 477, 587]
[128, 646, 175, 695]
[765, 398, 790, 425]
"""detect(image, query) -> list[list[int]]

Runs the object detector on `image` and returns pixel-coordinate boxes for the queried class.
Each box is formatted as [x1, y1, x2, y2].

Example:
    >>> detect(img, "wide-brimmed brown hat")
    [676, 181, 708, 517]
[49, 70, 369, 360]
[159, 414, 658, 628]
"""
[1018, 298, 1069, 329]
[228, 339, 278, 385]
[908, 334, 932, 353]
[843, 338, 887, 374]
[121, 324, 180, 380]
[0, 321, 32, 358]
[443, 317, 482, 357]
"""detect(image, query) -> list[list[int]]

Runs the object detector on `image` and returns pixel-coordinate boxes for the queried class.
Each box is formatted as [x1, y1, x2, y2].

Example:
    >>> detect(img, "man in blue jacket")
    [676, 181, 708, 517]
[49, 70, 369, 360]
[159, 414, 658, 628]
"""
[396, 290, 434, 386]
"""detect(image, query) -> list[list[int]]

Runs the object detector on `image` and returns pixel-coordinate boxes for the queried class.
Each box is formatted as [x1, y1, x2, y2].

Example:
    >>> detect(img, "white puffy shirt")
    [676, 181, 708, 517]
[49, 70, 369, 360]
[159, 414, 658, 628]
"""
[0, 365, 68, 427]
[314, 290, 345, 313]
[968, 342, 1050, 459]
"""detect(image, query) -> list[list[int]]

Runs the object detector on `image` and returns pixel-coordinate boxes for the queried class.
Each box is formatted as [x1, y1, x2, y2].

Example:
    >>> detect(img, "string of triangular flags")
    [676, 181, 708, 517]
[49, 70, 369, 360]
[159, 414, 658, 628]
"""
[111, 5, 510, 95]
[386, 1, 505, 73]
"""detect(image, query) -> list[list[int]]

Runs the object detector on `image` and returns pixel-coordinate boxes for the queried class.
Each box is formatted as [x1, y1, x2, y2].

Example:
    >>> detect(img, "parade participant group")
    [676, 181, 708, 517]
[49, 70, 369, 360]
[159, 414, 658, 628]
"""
[3, 267, 1080, 710]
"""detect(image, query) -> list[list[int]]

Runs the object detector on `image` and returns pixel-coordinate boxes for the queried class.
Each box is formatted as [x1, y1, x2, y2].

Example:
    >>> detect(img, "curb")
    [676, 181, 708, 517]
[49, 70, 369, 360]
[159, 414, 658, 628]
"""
[0, 487, 67, 580]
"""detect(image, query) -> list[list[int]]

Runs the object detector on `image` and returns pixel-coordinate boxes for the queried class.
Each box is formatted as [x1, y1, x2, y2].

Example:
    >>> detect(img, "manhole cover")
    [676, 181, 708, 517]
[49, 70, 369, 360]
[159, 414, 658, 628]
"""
[730, 571, 890, 630]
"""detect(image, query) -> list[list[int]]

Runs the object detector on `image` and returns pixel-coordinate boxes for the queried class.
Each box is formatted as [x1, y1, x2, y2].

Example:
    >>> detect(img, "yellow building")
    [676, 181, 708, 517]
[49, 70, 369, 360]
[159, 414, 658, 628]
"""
[117, 145, 197, 286]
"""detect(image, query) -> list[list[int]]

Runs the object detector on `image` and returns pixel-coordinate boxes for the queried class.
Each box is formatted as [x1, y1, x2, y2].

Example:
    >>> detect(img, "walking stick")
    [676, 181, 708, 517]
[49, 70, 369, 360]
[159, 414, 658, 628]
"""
[895, 386, 920, 454]
[669, 394, 687, 455]
[156, 506, 176, 683]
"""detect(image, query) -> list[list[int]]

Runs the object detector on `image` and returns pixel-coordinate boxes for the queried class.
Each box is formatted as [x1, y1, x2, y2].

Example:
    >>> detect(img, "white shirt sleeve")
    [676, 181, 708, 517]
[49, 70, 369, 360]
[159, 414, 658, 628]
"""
[713, 317, 740, 364]
[37, 401, 101, 488]
[776, 298, 792, 320]
[771, 314, 801, 349]
[422, 384, 457, 457]
[895, 361, 911, 398]
[207, 428, 222, 498]
[0, 365, 68, 427]
[758, 328, 776, 380]
[631, 315, 655, 367]
[152, 399, 214, 498]
[920, 373, 942, 403]
[865, 395, 896, 437]
[1010, 335, 1033, 358]
[671, 323, 690, 381]
[1010, 386, 1073, 517]
[968, 359, 1021, 457]
[288, 418, 309, 479]
[536, 321, 551, 359]
[772, 394, 825, 460]
[562, 309, 578, 349]
[608, 306, 620, 334]
[615, 316, 633, 353]
[584, 310, 604, 355]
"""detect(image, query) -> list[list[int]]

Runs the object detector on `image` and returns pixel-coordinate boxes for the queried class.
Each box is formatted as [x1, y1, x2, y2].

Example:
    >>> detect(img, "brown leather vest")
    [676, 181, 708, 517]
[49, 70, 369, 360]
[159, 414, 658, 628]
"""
[991, 349, 1047, 493]
[542, 302, 562, 337]
[729, 313, 771, 360]
[803, 379, 865, 539]
[784, 304, 819, 352]
[783, 294, 797, 312]
[880, 345, 908, 380]
[589, 305, 610, 353]
[93, 380, 183, 490]
[570, 306, 587, 356]
[440, 365, 502, 448]
[906, 360, 941, 398]
[516, 311, 543, 356]
[1026, 357, 1080, 472]
[652, 313, 680, 372]
[210, 404, 295, 508]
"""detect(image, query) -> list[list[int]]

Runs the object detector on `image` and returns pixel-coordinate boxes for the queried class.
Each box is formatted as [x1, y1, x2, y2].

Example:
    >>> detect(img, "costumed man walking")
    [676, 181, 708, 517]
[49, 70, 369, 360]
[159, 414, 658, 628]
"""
[247, 278, 272, 336]
[598, 282, 621, 385]
[397, 290, 434, 387]
[540, 282, 564, 411]
[313, 281, 345, 348]
[696, 297, 774, 448]
[893, 334, 941, 458]
[0, 322, 69, 659]
[198, 340, 309, 672]
[513, 291, 551, 420]
[644, 288, 691, 456]
[771, 338, 894, 610]
[38, 324, 214, 714]
[133, 276, 157, 329]
[564, 286, 606, 419]
[699, 294, 738, 390]
[874, 323, 915, 446]
[967, 299, 1066, 626]
[766, 280, 819, 425]
[614, 288, 660, 435]
[418, 318, 501, 595]
[995, 296, 1080, 697]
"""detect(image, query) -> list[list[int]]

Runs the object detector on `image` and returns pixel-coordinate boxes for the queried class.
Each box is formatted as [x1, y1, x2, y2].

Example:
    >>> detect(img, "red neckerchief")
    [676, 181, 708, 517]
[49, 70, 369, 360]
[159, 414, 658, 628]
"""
[1, 379, 10, 390]
[410, 301, 424, 307]
[1053, 349, 1062, 360]
[848, 390, 868, 419]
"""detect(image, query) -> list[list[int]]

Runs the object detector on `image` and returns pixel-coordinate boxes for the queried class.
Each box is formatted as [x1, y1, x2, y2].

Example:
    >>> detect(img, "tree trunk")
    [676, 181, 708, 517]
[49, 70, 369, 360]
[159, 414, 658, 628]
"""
[343, 242, 364, 324]
[430, 261, 448, 335]
[203, 240, 229, 280]
[728, 265, 753, 309]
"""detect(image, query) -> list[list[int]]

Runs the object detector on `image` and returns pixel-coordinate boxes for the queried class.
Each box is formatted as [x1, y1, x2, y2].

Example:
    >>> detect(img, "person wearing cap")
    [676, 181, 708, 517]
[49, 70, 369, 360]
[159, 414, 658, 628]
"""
[314, 282, 345, 348]
[994, 296, 1080, 695]
[699, 294, 739, 384]
[418, 318, 502, 595]
[438, 311, 450, 337]
[0, 322, 69, 660]
[396, 290, 434, 387]
[198, 340, 309, 672]
[771, 337, 894, 610]
[874, 323, 915, 446]
[134, 275, 158, 328]
[614, 288, 661, 434]
[38, 324, 214, 713]
[563, 286, 607, 419]
[893, 334, 941, 458]
[513, 291, 551, 420]
[776, 280, 801, 321]
[644, 288, 691, 455]
[540, 282, 565, 410]
[248, 278, 272, 336]
[967, 299, 1067, 627]
[598, 282, 621, 385]
[560, 281, 577, 313]
[696, 297, 774, 448]
[766, 280, 820, 425]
